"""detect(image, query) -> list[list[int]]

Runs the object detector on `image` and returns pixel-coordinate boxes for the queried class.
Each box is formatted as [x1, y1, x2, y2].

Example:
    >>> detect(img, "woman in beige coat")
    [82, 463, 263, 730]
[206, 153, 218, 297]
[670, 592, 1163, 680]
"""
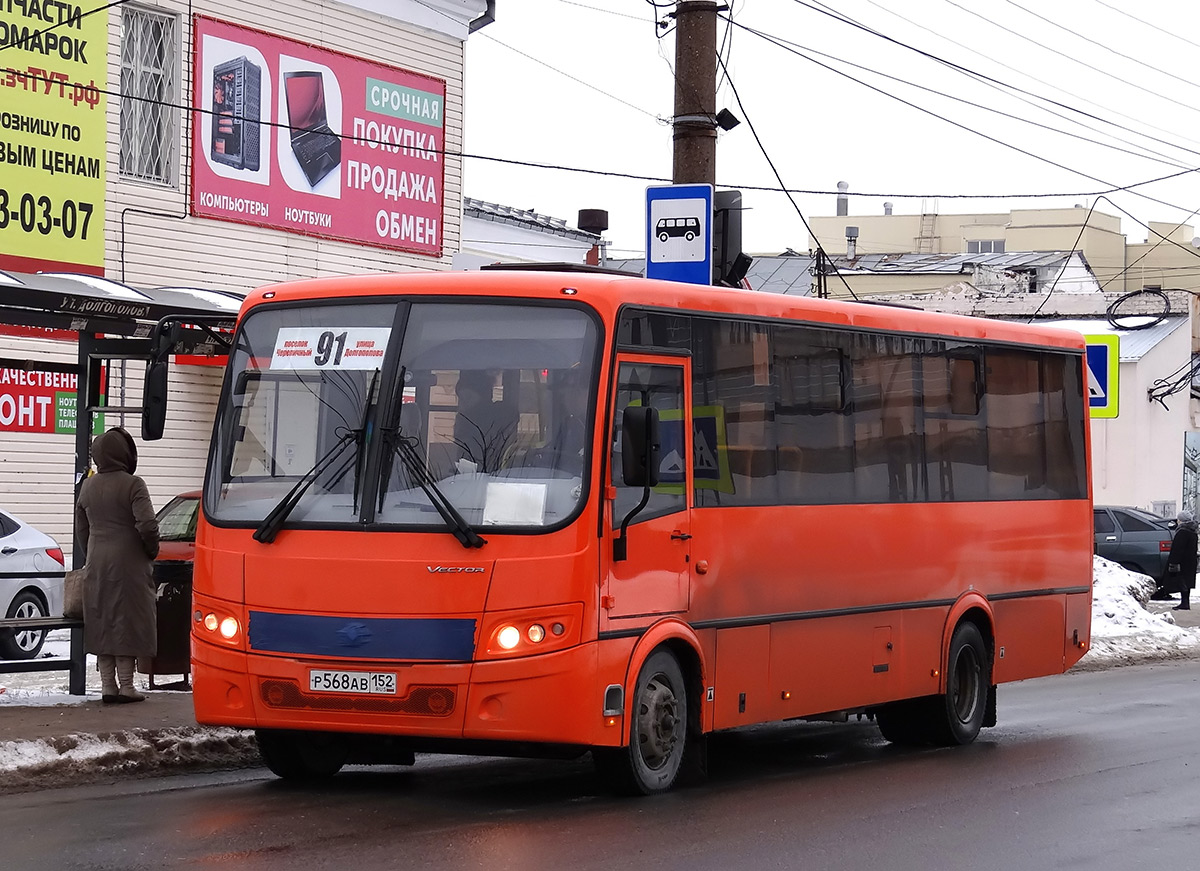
[75, 427, 160, 703]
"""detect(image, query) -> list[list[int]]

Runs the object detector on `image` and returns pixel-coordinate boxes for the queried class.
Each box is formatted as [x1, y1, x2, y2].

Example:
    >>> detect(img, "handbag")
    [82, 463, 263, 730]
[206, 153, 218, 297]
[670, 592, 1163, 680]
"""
[63, 566, 87, 619]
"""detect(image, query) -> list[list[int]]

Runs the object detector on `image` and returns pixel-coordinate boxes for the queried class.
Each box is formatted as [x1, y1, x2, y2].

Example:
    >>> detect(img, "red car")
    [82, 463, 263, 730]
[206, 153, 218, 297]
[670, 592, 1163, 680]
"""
[155, 490, 200, 563]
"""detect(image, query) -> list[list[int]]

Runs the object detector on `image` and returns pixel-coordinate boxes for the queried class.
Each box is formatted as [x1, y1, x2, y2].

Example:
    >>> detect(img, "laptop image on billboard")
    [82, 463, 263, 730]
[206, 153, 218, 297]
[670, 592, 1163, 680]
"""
[284, 71, 341, 187]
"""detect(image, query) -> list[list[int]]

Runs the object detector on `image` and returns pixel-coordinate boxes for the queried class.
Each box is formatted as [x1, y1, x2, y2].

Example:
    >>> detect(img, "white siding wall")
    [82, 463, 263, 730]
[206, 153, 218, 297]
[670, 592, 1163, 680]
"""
[105, 0, 467, 291]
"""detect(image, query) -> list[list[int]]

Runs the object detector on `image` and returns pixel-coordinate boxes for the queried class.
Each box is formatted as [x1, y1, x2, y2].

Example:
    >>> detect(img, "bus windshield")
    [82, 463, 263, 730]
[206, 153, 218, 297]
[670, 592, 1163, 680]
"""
[206, 299, 601, 532]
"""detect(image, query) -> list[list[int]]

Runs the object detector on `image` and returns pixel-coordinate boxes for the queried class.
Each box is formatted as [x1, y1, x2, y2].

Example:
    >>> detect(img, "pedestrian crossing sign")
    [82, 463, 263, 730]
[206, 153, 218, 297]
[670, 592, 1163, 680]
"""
[1084, 334, 1119, 419]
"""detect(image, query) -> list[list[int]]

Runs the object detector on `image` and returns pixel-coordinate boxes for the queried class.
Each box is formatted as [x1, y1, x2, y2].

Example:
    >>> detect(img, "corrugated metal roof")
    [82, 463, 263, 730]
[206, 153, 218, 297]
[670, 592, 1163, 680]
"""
[464, 197, 600, 243]
[603, 252, 1077, 294]
[834, 251, 1072, 274]
[604, 255, 816, 295]
[1032, 316, 1188, 361]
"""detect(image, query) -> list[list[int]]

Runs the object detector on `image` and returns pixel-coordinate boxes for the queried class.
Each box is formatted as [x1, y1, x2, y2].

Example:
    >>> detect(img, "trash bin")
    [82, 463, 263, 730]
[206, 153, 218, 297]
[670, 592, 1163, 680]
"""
[138, 560, 193, 689]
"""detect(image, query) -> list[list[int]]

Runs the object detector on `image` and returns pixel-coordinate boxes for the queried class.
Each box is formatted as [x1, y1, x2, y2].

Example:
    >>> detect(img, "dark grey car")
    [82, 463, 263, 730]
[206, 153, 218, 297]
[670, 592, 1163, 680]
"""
[1093, 505, 1175, 582]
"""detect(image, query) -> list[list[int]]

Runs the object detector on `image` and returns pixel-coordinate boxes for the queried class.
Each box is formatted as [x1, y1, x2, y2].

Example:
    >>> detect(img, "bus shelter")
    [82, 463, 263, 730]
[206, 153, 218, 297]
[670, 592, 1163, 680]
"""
[0, 269, 240, 558]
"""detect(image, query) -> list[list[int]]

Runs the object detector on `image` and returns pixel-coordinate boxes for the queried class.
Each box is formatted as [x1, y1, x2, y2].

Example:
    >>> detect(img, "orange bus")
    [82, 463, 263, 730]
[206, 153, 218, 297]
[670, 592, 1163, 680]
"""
[187, 267, 1093, 794]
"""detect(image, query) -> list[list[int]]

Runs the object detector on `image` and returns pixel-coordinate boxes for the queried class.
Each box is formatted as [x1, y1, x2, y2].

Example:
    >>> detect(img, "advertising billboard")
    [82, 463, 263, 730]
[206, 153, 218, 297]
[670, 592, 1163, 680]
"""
[0, 367, 103, 435]
[0, 3, 107, 275]
[191, 17, 446, 257]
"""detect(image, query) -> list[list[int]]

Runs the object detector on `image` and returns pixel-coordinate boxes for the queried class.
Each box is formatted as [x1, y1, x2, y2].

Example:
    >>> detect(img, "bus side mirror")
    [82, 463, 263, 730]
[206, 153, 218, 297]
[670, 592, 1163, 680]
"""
[142, 360, 168, 441]
[621, 406, 660, 488]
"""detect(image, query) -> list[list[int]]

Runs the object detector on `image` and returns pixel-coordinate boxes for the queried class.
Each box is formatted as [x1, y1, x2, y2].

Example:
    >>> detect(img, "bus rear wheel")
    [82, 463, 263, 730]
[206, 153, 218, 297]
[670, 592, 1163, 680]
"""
[256, 729, 348, 780]
[930, 621, 989, 746]
[595, 649, 688, 795]
[876, 622, 990, 747]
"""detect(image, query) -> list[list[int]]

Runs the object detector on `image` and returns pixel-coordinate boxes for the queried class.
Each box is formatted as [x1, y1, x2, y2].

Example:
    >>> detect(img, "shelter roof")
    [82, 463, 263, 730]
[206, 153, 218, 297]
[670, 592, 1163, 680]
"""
[0, 270, 243, 338]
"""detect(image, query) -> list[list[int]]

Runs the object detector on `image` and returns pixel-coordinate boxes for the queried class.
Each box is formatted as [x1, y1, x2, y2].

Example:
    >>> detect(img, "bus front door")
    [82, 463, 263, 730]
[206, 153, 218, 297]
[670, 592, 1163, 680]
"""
[603, 356, 692, 622]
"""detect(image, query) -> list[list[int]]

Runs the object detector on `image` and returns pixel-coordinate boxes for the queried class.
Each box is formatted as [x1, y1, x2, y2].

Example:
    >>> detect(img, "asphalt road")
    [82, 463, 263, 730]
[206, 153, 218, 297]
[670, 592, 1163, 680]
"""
[3, 660, 1197, 871]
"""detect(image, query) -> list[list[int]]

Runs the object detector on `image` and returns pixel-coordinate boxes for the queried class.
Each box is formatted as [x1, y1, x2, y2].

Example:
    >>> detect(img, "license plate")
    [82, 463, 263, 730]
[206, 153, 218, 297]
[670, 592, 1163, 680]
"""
[308, 669, 397, 695]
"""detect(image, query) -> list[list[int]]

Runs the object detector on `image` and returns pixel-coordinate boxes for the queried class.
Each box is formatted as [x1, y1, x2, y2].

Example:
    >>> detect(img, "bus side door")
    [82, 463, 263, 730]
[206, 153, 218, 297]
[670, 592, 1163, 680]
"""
[603, 355, 692, 621]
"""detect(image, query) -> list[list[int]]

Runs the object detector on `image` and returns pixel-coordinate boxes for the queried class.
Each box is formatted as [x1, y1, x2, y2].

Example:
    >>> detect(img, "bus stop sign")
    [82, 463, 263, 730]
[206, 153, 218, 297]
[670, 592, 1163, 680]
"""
[645, 184, 713, 285]
[1084, 334, 1119, 418]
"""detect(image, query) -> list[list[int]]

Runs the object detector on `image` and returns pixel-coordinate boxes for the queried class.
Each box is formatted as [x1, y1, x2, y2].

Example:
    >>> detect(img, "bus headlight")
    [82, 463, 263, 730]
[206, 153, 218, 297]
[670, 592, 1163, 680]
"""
[194, 603, 245, 649]
[480, 604, 583, 659]
[497, 625, 521, 650]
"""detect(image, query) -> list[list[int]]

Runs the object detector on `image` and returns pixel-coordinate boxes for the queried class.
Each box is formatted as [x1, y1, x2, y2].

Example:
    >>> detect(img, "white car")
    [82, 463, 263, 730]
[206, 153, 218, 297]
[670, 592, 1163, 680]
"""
[0, 508, 66, 659]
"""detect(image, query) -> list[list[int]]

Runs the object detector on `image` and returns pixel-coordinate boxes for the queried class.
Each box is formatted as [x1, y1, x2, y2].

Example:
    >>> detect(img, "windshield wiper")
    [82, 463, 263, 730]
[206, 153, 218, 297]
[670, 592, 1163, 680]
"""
[253, 430, 358, 544]
[386, 430, 486, 549]
[379, 368, 484, 549]
[253, 369, 381, 544]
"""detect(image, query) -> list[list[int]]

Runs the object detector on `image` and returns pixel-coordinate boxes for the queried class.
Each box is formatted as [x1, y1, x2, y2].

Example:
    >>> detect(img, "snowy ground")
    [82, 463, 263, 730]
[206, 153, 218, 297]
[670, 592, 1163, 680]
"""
[0, 556, 1197, 786]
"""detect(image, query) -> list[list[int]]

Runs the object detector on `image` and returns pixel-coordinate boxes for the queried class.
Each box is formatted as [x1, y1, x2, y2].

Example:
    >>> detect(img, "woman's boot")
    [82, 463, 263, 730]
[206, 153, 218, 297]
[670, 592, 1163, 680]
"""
[98, 654, 119, 703]
[115, 655, 146, 703]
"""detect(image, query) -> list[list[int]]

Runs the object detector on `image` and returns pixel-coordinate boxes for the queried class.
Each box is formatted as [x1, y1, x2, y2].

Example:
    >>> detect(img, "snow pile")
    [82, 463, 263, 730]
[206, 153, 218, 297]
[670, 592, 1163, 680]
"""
[1074, 556, 1200, 670]
[0, 726, 260, 792]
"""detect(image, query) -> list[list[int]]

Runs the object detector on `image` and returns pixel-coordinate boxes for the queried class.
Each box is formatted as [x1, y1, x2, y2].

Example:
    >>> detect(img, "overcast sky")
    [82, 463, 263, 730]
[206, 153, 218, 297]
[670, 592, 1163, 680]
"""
[462, 0, 1200, 259]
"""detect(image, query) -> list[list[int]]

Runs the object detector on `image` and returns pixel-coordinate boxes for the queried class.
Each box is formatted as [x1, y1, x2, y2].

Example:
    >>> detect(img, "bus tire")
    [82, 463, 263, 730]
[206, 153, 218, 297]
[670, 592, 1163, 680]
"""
[930, 621, 990, 746]
[874, 699, 931, 746]
[594, 649, 688, 795]
[256, 729, 347, 780]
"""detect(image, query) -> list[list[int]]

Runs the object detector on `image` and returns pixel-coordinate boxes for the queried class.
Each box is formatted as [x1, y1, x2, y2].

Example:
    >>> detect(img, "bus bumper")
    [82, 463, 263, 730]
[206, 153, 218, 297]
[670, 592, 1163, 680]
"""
[192, 635, 636, 747]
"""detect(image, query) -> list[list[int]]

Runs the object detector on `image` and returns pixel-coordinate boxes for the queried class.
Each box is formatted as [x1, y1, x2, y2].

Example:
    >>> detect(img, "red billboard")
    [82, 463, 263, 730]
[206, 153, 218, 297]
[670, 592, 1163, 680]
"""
[0, 367, 103, 435]
[190, 17, 446, 257]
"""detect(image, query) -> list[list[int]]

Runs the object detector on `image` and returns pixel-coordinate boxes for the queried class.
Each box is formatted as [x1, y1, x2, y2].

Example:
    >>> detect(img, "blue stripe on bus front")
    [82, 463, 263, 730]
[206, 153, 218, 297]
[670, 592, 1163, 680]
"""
[248, 611, 476, 661]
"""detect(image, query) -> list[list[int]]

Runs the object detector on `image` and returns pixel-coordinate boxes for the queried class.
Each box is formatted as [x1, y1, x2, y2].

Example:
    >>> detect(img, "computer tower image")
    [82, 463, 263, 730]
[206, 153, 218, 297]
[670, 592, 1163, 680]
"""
[210, 57, 262, 171]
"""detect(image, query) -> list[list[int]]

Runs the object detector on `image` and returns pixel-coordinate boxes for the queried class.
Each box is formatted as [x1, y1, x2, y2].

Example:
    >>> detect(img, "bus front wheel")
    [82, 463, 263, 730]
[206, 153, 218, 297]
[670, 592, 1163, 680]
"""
[594, 649, 688, 795]
[256, 729, 348, 780]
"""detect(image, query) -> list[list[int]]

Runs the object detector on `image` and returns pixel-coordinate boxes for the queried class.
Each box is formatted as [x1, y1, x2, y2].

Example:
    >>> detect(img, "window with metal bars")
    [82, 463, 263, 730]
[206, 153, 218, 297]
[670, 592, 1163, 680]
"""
[120, 7, 179, 185]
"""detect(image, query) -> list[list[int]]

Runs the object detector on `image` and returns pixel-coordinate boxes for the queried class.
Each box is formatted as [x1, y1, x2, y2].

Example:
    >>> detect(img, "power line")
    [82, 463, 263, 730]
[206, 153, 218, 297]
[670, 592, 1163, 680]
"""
[856, 0, 1200, 158]
[1002, 0, 1200, 95]
[733, 18, 1200, 217]
[940, 0, 1200, 119]
[554, 0, 646, 22]
[1093, 197, 1200, 266]
[477, 32, 664, 122]
[799, 0, 1200, 167]
[728, 23, 1192, 173]
[20, 58, 1200, 213]
[1090, 0, 1200, 52]
[712, 52, 858, 299]
[15, 58, 1200, 211]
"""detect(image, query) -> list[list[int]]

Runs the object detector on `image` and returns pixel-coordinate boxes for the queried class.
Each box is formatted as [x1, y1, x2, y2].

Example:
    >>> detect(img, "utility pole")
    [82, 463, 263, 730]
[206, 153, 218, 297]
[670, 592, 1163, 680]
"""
[672, 1, 719, 185]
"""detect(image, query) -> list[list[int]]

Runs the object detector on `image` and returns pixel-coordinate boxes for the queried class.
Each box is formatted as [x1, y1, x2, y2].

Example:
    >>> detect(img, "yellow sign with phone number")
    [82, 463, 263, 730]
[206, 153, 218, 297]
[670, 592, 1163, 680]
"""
[0, 4, 107, 274]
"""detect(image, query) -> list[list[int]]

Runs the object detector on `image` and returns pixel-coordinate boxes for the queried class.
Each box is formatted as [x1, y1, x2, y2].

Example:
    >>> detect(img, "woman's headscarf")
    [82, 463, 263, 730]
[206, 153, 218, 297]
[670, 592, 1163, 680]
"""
[91, 427, 138, 474]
